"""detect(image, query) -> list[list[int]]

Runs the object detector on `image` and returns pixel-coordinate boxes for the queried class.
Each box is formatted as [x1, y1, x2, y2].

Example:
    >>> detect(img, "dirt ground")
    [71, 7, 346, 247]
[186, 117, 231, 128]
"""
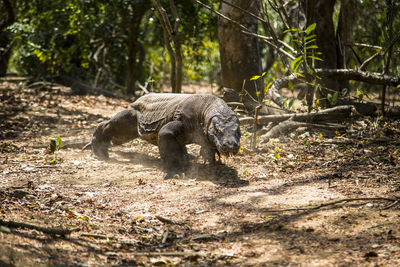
[0, 80, 399, 266]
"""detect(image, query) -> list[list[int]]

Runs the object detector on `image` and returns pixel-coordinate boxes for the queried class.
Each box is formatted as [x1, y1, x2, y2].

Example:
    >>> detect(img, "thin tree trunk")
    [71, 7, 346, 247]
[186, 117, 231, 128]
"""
[125, 1, 150, 97]
[305, 0, 338, 107]
[336, 0, 356, 91]
[0, 0, 15, 77]
[151, 0, 182, 93]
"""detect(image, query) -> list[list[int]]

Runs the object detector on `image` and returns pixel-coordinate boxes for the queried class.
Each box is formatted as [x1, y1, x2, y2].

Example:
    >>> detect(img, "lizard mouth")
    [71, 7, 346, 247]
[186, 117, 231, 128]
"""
[218, 144, 240, 157]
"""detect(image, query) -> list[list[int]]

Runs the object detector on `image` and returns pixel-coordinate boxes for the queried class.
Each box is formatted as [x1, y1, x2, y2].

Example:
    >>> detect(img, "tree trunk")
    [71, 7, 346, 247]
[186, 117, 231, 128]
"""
[125, 1, 150, 97]
[336, 0, 356, 91]
[0, 0, 15, 77]
[312, 0, 338, 106]
[218, 0, 263, 111]
[151, 0, 182, 93]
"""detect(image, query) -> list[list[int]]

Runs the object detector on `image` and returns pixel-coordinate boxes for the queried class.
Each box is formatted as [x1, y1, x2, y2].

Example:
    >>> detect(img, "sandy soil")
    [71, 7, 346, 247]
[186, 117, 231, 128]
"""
[0, 81, 399, 266]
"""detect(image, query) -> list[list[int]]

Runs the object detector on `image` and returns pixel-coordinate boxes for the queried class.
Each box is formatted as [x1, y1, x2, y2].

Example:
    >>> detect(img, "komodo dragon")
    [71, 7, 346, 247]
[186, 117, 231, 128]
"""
[84, 93, 241, 178]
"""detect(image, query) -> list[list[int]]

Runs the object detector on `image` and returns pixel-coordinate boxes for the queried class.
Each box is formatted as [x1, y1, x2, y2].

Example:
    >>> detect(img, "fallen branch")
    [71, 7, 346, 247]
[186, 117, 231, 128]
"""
[81, 233, 116, 240]
[0, 220, 79, 236]
[315, 68, 400, 87]
[264, 197, 400, 213]
[240, 105, 358, 125]
[260, 121, 346, 141]
[156, 215, 184, 225]
[129, 251, 205, 257]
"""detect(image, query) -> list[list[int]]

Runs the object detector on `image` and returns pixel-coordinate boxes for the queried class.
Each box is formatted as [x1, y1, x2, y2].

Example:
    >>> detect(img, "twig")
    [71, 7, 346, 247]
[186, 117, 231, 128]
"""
[129, 252, 205, 257]
[0, 220, 79, 236]
[81, 233, 116, 239]
[264, 197, 399, 213]
[156, 215, 184, 225]
[382, 200, 399, 210]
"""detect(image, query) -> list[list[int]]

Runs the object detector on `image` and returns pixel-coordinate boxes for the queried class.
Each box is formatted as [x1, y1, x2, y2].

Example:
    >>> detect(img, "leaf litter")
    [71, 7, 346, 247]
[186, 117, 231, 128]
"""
[0, 80, 399, 266]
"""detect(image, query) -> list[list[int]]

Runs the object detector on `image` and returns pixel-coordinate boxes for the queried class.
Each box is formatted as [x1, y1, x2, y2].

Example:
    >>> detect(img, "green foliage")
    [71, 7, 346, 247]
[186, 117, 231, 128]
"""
[287, 22, 323, 77]
[9, 0, 220, 93]
[327, 92, 339, 106]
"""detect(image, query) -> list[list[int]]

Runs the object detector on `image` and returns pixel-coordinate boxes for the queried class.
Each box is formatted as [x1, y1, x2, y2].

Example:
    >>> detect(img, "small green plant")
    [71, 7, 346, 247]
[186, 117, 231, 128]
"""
[285, 23, 323, 76]
[50, 135, 63, 154]
[327, 91, 339, 106]
[46, 135, 62, 164]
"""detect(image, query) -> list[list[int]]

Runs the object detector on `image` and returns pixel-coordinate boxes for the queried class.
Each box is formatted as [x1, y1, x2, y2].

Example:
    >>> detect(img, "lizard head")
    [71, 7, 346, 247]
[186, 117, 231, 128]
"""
[208, 115, 241, 156]
[87, 121, 110, 159]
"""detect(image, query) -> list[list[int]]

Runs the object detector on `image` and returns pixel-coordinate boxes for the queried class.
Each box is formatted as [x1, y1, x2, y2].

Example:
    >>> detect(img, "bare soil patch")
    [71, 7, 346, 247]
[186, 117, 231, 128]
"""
[1, 81, 399, 266]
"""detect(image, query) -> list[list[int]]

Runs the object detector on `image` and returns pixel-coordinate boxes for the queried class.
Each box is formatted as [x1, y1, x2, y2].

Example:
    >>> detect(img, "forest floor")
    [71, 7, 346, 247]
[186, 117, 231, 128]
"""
[0, 80, 399, 267]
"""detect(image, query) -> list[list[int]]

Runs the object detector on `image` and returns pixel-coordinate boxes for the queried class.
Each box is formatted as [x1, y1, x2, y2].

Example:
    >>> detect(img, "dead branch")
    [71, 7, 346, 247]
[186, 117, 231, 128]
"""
[261, 121, 346, 142]
[240, 105, 358, 125]
[223, 87, 288, 116]
[156, 215, 184, 225]
[129, 252, 205, 257]
[268, 73, 302, 106]
[315, 68, 400, 87]
[264, 197, 400, 213]
[81, 233, 116, 239]
[0, 220, 79, 236]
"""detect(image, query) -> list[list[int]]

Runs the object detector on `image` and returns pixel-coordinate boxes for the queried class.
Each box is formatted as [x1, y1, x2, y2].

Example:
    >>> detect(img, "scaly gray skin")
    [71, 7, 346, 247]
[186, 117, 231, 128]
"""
[84, 93, 241, 178]
[83, 109, 139, 159]
[132, 93, 241, 178]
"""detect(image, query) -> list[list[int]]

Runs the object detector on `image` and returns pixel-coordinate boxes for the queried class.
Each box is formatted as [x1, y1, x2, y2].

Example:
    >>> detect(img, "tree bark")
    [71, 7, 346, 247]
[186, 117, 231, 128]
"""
[125, 1, 150, 97]
[218, 0, 263, 111]
[312, 0, 338, 105]
[336, 0, 356, 91]
[0, 0, 15, 77]
[240, 105, 357, 125]
[151, 0, 182, 93]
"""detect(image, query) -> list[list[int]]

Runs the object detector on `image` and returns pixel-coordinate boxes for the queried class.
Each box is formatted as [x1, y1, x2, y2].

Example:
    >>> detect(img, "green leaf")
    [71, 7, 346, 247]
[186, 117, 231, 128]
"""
[306, 23, 317, 35]
[0, 226, 11, 234]
[295, 73, 305, 78]
[261, 72, 266, 77]
[288, 81, 294, 91]
[56, 136, 63, 150]
[397, 84, 400, 88]
[50, 138, 57, 154]
[284, 28, 300, 33]
[288, 98, 295, 109]
[305, 39, 316, 45]
[308, 56, 324, 61]
[304, 34, 316, 41]
[332, 92, 339, 105]
[250, 75, 261, 81]
[291, 55, 303, 72]
[356, 89, 364, 102]
[264, 81, 273, 95]
[306, 45, 319, 50]
[341, 88, 348, 96]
